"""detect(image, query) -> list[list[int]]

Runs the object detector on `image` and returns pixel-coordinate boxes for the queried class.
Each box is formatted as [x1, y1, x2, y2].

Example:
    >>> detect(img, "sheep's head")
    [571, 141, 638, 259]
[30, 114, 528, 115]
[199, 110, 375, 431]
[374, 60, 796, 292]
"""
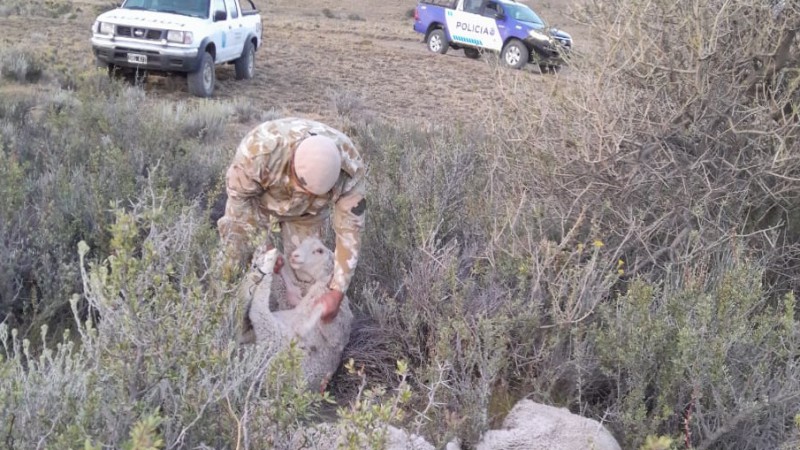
[289, 236, 333, 282]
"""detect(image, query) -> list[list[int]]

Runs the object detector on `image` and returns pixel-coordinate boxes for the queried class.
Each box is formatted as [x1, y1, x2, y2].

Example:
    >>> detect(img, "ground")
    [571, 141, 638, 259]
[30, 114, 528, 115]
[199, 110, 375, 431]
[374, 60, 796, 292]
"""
[0, 0, 586, 129]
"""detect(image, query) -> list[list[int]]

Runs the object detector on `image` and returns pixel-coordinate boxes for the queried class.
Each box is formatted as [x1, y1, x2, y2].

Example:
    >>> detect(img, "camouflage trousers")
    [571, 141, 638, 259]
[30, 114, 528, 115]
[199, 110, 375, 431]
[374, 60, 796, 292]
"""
[270, 208, 331, 257]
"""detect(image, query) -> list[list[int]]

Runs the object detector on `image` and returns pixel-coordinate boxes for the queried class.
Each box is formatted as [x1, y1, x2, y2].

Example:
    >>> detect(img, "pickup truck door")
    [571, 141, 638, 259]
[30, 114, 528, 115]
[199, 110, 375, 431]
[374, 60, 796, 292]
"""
[210, 0, 230, 61]
[445, 0, 503, 51]
[209, 0, 238, 61]
[223, 0, 246, 58]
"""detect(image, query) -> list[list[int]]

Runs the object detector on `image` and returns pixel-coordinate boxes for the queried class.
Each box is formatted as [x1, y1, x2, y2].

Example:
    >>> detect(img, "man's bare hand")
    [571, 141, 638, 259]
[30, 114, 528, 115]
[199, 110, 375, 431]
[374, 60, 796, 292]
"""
[314, 289, 344, 323]
[273, 254, 284, 274]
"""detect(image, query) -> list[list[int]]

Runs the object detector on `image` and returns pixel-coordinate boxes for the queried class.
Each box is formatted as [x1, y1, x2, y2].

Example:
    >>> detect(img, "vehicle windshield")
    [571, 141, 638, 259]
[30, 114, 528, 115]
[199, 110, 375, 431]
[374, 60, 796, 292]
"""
[121, 0, 210, 18]
[503, 3, 544, 26]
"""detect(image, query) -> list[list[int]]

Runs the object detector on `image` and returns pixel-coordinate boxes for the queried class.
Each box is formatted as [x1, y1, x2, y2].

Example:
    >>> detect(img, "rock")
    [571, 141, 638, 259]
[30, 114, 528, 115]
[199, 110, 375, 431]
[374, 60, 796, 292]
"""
[475, 400, 621, 450]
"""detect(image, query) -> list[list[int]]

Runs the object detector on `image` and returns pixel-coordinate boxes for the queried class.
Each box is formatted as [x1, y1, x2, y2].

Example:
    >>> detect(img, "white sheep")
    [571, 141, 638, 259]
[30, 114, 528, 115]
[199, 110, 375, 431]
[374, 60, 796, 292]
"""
[243, 236, 353, 392]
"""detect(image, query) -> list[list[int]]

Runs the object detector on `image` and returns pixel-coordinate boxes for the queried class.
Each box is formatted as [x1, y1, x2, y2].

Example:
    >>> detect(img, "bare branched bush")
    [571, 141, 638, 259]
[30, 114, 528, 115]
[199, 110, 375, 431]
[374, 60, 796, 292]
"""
[459, 0, 800, 447]
[328, 89, 375, 125]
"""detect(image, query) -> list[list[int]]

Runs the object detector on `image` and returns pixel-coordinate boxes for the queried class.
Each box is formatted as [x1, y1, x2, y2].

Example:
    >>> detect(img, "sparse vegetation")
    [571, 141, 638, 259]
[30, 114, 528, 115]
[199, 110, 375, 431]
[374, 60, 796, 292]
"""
[2, 0, 800, 448]
[0, 48, 43, 83]
[0, 0, 73, 17]
[321, 8, 336, 19]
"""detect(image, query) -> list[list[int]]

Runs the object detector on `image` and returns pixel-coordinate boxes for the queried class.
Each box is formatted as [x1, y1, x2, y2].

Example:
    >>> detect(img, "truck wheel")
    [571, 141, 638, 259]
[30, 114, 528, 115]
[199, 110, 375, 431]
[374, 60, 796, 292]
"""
[188, 51, 215, 97]
[234, 41, 255, 80]
[501, 39, 529, 69]
[427, 29, 448, 54]
[464, 47, 481, 59]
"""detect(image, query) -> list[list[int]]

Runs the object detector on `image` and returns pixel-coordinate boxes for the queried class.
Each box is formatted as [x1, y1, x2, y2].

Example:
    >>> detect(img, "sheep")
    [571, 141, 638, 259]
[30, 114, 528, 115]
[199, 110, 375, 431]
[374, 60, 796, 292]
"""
[241, 236, 353, 392]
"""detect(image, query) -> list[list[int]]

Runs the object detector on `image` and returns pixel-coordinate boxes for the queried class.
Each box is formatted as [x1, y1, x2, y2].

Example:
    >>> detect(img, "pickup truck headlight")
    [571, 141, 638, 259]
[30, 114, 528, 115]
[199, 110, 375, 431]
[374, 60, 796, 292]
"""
[96, 21, 114, 35]
[528, 29, 550, 42]
[167, 30, 193, 44]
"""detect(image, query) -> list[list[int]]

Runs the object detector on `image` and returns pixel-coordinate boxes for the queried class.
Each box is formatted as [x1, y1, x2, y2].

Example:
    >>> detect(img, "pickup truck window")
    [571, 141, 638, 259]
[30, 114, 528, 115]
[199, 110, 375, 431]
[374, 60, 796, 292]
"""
[225, 0, 238, 19]
[482, 2, 502, 18]
[463, 0, 481, 13]
[503, 3, 544, 25]
[122, 0, 210, 18]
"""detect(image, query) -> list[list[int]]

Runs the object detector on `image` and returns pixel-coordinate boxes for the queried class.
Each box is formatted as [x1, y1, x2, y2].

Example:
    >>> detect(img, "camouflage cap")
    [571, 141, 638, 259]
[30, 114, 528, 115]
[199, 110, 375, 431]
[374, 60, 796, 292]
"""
[293, 135, 342, 195]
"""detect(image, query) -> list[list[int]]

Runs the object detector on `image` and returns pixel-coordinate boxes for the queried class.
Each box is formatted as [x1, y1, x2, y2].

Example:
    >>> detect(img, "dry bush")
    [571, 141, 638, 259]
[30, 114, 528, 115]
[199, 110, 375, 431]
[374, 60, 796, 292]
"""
[0, 189, 334, 449]
[328, 89, 375, 124]
[0, 48, 43, 83]
[454, 0, 800, 447]
[0, 0, 72, 17]
[4, 1, 800, 445]
[0, 71, 230, 336]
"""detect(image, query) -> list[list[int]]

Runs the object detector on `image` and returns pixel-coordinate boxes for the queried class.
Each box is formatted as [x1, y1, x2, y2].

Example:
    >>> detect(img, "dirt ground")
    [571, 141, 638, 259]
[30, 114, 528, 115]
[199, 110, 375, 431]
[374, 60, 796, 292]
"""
[0, 0, 587, 126]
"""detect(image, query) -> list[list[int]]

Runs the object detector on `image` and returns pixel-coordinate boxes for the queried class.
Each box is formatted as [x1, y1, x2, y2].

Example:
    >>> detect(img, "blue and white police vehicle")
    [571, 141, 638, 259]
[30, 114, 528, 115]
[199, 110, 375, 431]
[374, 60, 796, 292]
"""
[413, 0, 572, 70]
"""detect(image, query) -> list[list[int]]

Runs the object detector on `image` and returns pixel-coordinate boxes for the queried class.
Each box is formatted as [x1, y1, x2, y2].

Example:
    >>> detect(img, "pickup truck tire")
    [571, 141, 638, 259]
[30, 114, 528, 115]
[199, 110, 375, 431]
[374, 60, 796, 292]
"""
[234, 41, 255, 80]
[188, 51, 215, 97]
[427, 29, 448, 55]
[501, 39, 529, 69]
[464, 47, 481, 59]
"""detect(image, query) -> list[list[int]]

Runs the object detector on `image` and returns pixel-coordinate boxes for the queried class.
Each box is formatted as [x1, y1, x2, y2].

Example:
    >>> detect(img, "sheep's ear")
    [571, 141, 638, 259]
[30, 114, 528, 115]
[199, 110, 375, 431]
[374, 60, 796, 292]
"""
[291, 235, 301, 246]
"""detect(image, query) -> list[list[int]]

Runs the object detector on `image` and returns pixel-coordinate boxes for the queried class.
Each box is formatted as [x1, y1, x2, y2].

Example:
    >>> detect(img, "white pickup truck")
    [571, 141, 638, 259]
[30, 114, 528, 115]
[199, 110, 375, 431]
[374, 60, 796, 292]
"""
[91, 0, 262, 97]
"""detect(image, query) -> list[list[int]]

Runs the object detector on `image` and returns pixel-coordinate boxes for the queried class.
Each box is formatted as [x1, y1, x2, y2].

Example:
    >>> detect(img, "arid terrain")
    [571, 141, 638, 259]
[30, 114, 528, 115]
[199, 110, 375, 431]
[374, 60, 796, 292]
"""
[0, 0, 585, 127]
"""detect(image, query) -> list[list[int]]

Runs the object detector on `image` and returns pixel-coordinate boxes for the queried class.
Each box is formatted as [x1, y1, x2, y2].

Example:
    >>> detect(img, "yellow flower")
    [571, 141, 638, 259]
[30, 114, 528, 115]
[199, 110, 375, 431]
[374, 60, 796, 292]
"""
[593, 240, 604, 248]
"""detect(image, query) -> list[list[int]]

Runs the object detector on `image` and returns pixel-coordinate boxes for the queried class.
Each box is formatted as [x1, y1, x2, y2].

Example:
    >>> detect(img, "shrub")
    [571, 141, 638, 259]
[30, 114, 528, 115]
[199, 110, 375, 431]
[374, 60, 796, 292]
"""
[0, 71, 230, 336]
[587, 253, 800, 448]
[4, 0, 800, 445]
[0, 48, 43, 83]
[0, 190, 330, 448]
[0, 0, 72, 17]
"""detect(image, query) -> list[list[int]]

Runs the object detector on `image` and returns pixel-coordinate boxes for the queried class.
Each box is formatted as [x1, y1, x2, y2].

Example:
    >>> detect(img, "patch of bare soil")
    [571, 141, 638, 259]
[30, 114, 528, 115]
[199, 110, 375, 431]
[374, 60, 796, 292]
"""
[0, 0, 589, 128]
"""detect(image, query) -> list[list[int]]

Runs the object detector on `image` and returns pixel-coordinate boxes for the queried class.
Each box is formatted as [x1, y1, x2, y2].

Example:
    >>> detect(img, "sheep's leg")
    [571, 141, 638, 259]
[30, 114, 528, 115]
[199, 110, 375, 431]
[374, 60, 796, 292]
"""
[246, 250, 283, 345]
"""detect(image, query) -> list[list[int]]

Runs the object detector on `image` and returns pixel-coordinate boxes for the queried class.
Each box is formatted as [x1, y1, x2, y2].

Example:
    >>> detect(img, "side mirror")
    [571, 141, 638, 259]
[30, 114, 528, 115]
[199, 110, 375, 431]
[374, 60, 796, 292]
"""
[213, 9, 226, 21]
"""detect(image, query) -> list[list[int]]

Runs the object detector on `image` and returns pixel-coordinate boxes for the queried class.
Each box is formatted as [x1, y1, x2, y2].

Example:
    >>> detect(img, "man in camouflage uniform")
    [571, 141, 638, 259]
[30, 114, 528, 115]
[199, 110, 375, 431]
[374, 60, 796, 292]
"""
[218, 117, 366, 323]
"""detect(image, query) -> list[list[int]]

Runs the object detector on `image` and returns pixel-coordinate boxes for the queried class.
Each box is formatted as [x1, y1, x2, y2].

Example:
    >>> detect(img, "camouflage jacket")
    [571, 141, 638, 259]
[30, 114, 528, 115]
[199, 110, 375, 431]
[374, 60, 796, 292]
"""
[218, 117, 366, 293]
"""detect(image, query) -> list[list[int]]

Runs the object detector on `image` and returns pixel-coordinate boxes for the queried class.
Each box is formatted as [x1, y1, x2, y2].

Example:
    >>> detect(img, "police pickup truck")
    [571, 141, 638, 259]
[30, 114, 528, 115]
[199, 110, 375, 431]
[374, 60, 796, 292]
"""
[413, 0, 571, 71]
[91, 0, 262, 97]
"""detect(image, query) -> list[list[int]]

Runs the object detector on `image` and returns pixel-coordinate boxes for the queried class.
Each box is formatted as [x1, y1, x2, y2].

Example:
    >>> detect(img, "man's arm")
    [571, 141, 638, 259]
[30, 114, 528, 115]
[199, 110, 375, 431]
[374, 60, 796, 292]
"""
[217, 150, 269, 275]
[313, 180, 365, 323]
[329, 179, 367, 294]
